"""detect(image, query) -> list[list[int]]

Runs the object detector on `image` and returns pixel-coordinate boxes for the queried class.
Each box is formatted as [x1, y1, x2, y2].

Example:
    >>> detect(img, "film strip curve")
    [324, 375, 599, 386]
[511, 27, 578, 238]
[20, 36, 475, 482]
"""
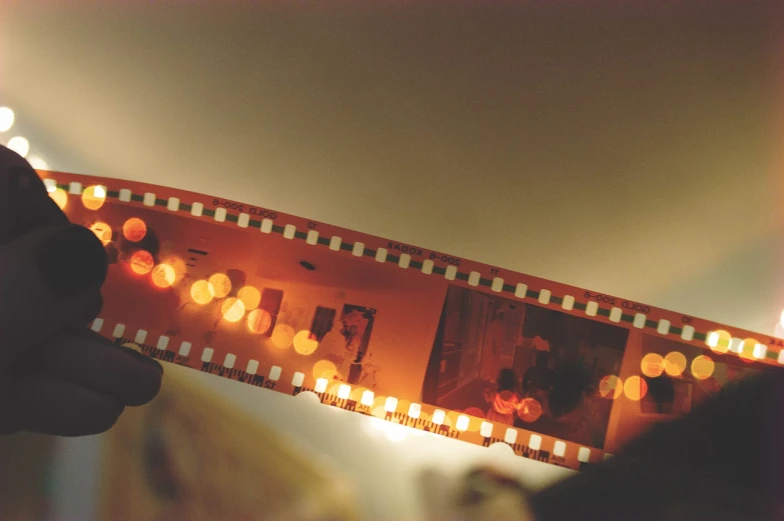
[40, 172, 784, 473]
[90, 317, 606, 473]
[45, 176, 784, 366]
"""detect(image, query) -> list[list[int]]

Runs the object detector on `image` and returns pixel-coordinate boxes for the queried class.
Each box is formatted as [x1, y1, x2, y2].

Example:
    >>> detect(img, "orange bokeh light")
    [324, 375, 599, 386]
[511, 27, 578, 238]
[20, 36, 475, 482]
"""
[89, 221, 112, 244]
[49, 188, 67, 210]
[247, 309, 273, 334]
[81, 185, 106, 210]
[464, 406, 486, 420]
[708, 330, 731, 354]
[663, 352, 687, 377]
[122, 218, 147, 242]
[691, 355, 715, 380]
[151, 263, 176, 288]
[517, 397, 543, 423]
[640, 353, 665, 378]
[190, 280, 215, 305]
[599, 375, 623, 399]
[740, 338, 758, 363]
[208, 273, 232, 299]
[292, 330, 319, 355]
[129, 250, 154, 275]
[270, 324, 295, 349]
[313, 360, 339, 381]
[221, 297, 246, 322]
[623, 376, 648, 401]
[237, 286, 261, 310]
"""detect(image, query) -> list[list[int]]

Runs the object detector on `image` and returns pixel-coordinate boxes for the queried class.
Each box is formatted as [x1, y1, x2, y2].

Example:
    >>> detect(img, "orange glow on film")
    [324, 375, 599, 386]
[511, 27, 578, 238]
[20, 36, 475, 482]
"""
[247, 309, 273, 334]
[270, 324, 295, 349]
[599, 375, 623, 399]
[151, 263, 176, 288]
[313, 360, 338, 380]
[708, 330, 731, 354]
[208, 273, 232, 298]
[292, 330, 319, 355]
[237, 286, 261, 310]
[739, 338, 758, 362]
[89, 221, 112, 244]
[463, 406, 485, 420]
[49, 188, 67, 210]
[691, 355, 715, 380]
[122, 218, 147, 242]
[517, 397, 542, 423]
[221, 297, 246, 323]
[129, 250, 154, 275]
[190, 280, 215, 305]
[663, 352, 687, 377]
[640, 353, 665, 378]
[623, 376, 648, 401]
[81, 185, 106, 210]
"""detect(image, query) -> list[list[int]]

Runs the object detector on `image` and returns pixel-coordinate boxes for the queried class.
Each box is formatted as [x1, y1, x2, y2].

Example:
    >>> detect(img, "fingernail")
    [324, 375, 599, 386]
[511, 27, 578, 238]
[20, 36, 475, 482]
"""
[36, 226, 108, 299]
[122, 347, 164, 373]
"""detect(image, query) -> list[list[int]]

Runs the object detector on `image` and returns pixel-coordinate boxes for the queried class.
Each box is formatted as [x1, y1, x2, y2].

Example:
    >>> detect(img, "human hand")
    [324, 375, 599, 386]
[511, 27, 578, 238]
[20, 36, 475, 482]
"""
[0, 145, 162, 436]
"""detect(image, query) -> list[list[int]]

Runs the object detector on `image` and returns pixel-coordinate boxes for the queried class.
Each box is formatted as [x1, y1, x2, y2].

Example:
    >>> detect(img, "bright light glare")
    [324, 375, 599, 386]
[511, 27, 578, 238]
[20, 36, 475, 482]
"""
[0, 107, 14, 132]
[7, 136, 29, 157]
[27, 156, 48, 171]
[383, 422, 409, 442]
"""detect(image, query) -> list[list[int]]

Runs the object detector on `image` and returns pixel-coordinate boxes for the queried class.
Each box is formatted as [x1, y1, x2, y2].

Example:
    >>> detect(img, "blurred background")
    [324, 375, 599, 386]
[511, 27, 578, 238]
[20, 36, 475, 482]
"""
[1, 1, 783, 520]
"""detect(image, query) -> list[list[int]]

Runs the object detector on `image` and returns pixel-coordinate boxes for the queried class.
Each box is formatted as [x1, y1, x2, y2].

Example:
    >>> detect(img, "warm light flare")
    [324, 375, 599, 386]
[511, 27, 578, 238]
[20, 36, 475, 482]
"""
[151, 263, 176, 288]
[122, 218, 147, 242]
[7, 136, 29, 157]
[270, 324, 295, 349]
[517, 397, 542, 423]
[247, 309, 273, 334]
[49, 188, 67, 210]
[0, 107, 14, 132]
[129, 250, 154, 275]
[663, 352, 687, 377]
[641, 353, 665, 378]
[89, 221, 112, 245]
[313, 360, 339, 381]
[691, 355, 715, 380]
[221, 297, 246, 322]
[292, 330, 319, 355]
[82, 185, 106, 210]
[623, 376, 648, 401]
[237, 286, 261, 310]
[708, 330, 731, 354]
[190, 280, 215, 304]
[208, 273, 232, 298]
[599, 375, 623, 399]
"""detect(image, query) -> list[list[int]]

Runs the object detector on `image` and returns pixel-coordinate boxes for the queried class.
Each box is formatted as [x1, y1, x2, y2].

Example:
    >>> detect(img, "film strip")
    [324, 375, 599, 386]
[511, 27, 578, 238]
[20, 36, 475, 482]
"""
[40, 170, 784, 473]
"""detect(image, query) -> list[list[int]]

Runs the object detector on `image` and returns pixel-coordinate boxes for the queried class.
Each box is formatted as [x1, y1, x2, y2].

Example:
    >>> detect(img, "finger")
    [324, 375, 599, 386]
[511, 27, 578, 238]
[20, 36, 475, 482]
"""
[0, 223, 108, 358]
[6, 374, 125, 436]
[70, 293, 104, 328]
[36, 328, 162, 407]
[0, 145, 68, 244]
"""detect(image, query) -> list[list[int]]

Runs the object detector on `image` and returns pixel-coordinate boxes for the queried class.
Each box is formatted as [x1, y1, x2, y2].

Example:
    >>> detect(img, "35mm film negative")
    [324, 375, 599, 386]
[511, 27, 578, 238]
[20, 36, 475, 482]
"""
[41, 170, 783, 473]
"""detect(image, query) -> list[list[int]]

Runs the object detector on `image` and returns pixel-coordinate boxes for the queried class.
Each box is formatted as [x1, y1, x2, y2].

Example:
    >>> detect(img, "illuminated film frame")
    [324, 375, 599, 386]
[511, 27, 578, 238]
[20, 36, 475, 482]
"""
[41, 171, 784, 473]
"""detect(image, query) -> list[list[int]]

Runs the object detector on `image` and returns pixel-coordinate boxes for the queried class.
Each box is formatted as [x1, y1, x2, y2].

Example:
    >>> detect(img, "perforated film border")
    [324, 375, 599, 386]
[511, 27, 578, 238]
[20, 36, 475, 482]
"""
[44, 176, 784, 367]
[87, 316, 610, 471]
[39, 173, 784, 472]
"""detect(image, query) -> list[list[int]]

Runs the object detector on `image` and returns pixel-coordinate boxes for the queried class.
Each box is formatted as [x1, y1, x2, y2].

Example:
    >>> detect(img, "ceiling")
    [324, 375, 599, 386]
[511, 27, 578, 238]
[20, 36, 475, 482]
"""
[2, 3, 783, 520]
[2, 1, 783, 334]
